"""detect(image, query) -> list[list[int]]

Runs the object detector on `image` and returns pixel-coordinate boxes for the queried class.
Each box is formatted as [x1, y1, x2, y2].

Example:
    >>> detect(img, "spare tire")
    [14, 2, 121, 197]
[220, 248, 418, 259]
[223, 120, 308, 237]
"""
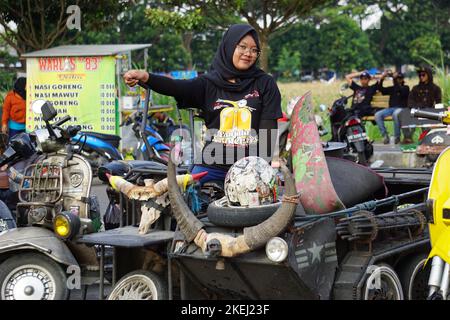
[207, 197, 281, 227]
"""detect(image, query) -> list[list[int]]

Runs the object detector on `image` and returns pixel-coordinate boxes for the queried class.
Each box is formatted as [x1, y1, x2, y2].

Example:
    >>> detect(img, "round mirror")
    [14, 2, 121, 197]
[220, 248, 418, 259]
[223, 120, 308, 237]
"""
[31, 100, 46, 114]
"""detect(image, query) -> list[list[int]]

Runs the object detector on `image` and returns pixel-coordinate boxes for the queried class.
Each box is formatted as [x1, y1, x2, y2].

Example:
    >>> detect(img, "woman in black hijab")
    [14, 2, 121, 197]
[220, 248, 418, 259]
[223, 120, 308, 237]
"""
[124, 24, 282, 183]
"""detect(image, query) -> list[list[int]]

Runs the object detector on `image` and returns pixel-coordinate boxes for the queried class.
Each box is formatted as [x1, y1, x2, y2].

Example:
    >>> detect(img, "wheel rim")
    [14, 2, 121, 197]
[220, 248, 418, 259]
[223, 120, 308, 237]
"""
[1, 264, 56, 300]
[108, 274, 158, 300]
[408, 258, 429, 300]
[364, 266, 403, 300]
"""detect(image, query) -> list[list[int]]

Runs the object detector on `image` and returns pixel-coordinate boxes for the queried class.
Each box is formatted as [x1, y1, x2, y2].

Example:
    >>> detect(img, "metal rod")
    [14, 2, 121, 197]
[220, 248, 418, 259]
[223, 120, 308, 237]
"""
[119, 194, 123, 228]
[132, 200, 136, 226]
[112, 247, 117, 287]
[295, 187, 429, 223]
[429, 256, 444, 297]
[441, 262, 450, 299]
[99, 245, 105, 300]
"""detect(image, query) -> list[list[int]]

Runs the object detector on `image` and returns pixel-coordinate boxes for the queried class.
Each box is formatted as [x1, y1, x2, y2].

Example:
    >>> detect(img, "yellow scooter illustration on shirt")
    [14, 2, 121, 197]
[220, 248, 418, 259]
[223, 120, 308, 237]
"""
[411, 108, 450, 299]
[213, 99, 256, 145]
[218, 99, 253, 132]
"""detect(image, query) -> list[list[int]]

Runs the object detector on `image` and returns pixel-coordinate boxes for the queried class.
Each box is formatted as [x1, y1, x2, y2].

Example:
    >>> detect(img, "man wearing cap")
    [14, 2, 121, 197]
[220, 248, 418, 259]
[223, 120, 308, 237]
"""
[375, 70, 410, 144]
[345, 70, 379, 118]
[400, 66, 442, 143]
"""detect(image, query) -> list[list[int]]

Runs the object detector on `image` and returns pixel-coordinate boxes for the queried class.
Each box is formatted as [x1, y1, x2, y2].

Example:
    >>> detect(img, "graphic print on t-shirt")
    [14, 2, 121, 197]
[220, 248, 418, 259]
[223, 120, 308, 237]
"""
[353, 88, 367, 104]
[212, 98, 258, 146]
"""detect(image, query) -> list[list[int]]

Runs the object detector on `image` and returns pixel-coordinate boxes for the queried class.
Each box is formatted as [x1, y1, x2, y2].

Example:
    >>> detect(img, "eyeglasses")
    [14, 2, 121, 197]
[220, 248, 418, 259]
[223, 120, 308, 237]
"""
[236, 44, 261, 57]
[419, 73, 427, 78]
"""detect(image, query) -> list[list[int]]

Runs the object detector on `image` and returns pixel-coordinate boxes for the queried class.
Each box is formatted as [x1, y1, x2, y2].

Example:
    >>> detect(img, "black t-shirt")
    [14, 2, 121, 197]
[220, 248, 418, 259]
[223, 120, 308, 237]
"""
[146, 73, 282, 166]
[350, 81, 378, 112]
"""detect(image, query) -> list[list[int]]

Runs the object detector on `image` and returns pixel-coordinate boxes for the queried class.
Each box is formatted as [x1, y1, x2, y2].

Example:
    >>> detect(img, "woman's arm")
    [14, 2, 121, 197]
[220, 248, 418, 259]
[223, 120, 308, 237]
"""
[123, 70, 205, 108]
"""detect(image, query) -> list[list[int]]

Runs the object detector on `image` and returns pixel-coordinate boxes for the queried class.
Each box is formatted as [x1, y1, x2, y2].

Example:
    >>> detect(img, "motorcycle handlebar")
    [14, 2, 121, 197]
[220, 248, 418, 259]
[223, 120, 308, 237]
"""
[411, 109, 444, 122]
[52, 115, 71, 128]
[66, 125, 81, 137]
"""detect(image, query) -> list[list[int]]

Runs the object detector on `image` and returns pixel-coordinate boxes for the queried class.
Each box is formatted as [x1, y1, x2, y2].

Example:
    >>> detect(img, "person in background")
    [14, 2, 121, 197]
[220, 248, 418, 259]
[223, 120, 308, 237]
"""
[345, 70, 379, 118]
[401, 66, 442, 144]
[375, 71, 410, 144]
[2, 77, 27, 139]
[409, 66, 442, 109]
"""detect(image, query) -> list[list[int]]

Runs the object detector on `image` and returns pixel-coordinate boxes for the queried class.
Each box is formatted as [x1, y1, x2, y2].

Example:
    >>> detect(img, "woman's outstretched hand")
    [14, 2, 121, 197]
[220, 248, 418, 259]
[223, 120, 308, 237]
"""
[123, 70, 149, 87]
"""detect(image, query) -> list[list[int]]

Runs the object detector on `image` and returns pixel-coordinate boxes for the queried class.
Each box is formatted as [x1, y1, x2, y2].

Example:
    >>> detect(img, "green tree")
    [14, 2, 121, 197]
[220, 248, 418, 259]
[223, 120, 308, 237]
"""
[74, 0, 189, 72]
[146, 7, 205, 70]
[0, 0, 130, 56]
[318, 15, 375, 73]
[186, 0, 334, 72]
[269, 22, 321, 73]
[275, 47, 301, 79]
[364, 0, 450, 68]
[410, 34, 443, 66]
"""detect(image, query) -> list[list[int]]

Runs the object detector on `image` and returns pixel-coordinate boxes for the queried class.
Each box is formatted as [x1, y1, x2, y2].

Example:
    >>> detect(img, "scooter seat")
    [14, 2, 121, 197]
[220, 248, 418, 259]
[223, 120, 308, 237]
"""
[81, 132, 121, 148]
[326, 157, 387, 208]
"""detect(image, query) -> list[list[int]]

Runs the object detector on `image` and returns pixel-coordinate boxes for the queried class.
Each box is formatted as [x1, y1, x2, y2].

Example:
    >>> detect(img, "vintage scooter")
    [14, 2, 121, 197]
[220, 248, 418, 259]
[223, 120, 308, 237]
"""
[0, 100, 101, 300]
[411, 108, 450, 299]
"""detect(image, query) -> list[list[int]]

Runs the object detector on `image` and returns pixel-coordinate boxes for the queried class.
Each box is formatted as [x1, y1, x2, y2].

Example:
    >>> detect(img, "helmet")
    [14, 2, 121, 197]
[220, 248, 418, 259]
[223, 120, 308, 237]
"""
[224, 156, 277, 206]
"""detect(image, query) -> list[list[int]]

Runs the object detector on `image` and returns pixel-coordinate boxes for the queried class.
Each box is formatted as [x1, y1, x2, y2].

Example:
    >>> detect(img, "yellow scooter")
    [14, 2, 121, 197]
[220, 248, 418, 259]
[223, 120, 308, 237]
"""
[412, 108, 450, 299]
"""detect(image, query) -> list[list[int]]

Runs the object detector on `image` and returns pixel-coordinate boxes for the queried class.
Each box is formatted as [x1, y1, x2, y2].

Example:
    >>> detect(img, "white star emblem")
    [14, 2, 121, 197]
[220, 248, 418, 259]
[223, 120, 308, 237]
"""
[308, 242, 324, 264]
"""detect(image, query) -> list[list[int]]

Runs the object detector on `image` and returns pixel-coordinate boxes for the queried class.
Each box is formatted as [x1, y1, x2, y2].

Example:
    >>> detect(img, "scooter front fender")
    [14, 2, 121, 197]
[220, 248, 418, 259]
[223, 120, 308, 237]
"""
[427, 224, 450, 265]
[0, 227, 78, 266]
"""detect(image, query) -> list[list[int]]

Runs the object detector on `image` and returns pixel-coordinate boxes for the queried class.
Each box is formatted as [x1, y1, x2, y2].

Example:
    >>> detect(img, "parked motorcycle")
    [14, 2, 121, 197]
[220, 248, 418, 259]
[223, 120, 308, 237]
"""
[0, 100, 102, 300]
[70, 131, 123, 174]
[328, 86, 373, 165]
[410, 108, 450, 299]
[120, 109, 170, 163]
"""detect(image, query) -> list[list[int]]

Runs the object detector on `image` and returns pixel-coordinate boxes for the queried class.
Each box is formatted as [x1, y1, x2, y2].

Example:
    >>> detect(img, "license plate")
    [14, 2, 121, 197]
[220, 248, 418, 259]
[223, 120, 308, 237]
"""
[347, 132, 366, 142]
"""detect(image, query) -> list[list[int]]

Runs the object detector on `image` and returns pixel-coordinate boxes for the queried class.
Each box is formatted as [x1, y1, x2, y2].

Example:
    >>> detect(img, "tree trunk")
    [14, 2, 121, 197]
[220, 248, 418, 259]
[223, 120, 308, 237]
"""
[182, 32, 194, 70]
[258, 32, 270, 72]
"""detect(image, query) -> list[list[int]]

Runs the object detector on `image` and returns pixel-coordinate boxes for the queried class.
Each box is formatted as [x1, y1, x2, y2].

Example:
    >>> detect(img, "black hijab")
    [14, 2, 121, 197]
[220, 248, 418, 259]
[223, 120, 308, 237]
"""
[203, 24, 266, 92]
[13, 77, 26, 100]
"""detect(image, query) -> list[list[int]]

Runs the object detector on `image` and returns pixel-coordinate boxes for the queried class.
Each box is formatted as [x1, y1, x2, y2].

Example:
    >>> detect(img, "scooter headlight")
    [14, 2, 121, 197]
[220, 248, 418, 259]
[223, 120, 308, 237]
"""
[53, 212, 80, 239]
[265, 237, 288, 263]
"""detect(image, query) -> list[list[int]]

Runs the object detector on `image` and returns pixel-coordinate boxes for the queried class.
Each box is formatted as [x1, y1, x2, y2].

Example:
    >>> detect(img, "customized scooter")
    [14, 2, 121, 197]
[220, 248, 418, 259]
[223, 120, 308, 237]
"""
[0, 100, 101, 300]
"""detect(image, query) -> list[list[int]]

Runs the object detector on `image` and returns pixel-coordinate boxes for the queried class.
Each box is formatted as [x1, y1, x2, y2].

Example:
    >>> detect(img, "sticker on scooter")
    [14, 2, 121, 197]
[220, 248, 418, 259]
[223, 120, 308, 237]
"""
[431, 135, 444, 144]
[294, 241, 337, 269]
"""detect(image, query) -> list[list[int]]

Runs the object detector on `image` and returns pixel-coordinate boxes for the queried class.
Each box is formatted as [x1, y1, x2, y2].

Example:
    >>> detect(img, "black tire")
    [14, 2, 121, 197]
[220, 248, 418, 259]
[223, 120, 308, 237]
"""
[398, 253, 430, 300]
[207, 197, 281, 227]
[362, 263, 404, 300]
[365, 142, 374, 159]
[357, 151, 368, 166]
[0, 252, 69, 300]
[108, 270, 167, 300]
